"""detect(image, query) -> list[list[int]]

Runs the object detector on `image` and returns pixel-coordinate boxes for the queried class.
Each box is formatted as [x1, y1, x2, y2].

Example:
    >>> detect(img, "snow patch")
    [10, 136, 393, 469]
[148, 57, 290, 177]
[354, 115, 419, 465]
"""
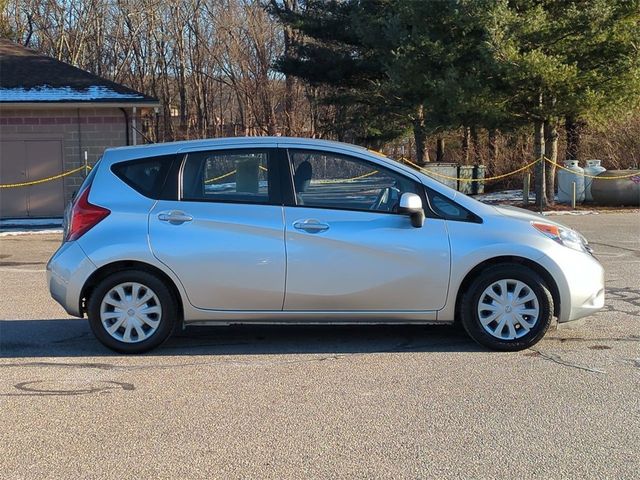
[0, 218, 63, 235]
[542, 210, 599, 216]
[0, 229, 63, 237]
[0, 218, 62, 227]
[476, 190, 601, 215]
[0, 85, 144, 101]
[475, 189, 534, 203]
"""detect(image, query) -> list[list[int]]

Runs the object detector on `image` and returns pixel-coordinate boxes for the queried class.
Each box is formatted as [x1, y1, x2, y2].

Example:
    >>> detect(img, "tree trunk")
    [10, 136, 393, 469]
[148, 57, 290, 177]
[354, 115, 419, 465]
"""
[565, 115, 585, 162]
[436, 137, 445, 162]
[283, 24, 296, 136]
[470, 126, 481, 164]
[270, 0, 300, 135]
[544, 120, 559, 205]
[462, 126, 471, 164]
[488, 129, 498, 171]
[534, 119, 548, 209]
[413, 104, 429, 165]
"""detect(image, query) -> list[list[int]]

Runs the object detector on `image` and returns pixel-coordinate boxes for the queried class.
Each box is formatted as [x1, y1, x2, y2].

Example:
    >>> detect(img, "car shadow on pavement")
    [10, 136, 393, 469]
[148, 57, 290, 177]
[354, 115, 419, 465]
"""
[0, 319, 484, 358]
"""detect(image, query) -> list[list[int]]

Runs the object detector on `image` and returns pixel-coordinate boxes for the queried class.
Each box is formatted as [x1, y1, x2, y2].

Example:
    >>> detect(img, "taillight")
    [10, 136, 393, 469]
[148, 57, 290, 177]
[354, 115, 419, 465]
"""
[66, 186, 110, 241]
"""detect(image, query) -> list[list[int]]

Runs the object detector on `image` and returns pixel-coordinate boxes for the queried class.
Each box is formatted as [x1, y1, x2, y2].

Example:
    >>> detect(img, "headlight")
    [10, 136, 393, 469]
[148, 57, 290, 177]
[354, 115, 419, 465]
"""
[531, 222, 592, 254]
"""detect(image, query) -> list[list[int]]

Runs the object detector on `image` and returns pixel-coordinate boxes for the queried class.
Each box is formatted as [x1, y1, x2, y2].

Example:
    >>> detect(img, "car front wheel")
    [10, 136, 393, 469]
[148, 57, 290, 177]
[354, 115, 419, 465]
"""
[460, 264, 554, 351]
[88, 270, 177, 353]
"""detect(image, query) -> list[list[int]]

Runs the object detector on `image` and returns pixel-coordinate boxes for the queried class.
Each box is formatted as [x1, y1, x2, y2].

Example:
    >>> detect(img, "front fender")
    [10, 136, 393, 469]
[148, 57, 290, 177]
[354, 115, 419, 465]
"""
[437, 219, 549, 322]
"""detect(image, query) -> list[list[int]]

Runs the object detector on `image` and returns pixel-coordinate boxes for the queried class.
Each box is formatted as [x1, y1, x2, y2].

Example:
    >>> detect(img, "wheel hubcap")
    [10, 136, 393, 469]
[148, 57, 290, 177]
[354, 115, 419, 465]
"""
[477, 279, 540, 340]
[100, 282, 162, 343]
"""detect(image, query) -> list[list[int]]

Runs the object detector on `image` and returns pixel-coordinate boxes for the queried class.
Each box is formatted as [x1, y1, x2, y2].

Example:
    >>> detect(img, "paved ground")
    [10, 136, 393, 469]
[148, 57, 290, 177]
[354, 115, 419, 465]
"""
[1, 213, 638, 479]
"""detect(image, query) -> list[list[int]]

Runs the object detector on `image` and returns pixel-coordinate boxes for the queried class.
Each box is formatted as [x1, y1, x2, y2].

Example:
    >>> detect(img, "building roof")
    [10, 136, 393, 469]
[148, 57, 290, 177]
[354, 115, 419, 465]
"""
[0, 39, 159, 106]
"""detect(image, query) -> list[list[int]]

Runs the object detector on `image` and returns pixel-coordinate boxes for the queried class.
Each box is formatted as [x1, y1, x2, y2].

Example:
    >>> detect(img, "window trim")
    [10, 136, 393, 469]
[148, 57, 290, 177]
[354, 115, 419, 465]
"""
[283, 148, 428, 215]
[177, 147, 285, 206]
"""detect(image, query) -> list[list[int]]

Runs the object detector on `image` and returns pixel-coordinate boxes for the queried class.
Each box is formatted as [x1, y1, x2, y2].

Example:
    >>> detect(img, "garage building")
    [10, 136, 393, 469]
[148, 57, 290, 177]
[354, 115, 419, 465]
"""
[0, 39, 159, 219]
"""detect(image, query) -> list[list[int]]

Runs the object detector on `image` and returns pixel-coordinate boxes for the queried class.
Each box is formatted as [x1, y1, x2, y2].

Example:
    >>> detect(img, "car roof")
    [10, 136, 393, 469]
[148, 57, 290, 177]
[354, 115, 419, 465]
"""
[104, 136, 370, 158]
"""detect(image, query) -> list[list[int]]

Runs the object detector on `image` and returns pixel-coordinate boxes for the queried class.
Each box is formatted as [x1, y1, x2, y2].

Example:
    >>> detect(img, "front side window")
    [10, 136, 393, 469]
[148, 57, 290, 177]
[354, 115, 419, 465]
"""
[288, 149, 421, 213]
[181, 149, 271, 204]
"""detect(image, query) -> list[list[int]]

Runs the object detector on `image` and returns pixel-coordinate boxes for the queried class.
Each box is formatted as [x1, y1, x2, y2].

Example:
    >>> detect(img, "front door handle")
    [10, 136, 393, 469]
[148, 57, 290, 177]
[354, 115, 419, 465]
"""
[293, 219, 330, 234]
[158, 210, 193, 224]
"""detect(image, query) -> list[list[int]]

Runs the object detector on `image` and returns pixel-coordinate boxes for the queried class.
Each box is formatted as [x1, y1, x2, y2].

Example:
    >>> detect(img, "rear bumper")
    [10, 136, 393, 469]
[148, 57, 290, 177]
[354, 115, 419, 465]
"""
[538, 250, 605, 323]
[46, 241, 96, 317]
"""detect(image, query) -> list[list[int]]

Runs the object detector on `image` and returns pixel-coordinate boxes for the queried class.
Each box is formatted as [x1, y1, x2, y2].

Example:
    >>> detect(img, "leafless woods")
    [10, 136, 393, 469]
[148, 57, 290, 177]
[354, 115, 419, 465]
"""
[2, 0, 323, 141]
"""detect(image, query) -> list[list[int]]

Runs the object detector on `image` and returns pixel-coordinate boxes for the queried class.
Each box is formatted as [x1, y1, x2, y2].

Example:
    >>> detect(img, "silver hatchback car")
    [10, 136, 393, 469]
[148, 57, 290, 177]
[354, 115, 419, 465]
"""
[48, 137, 604, 353]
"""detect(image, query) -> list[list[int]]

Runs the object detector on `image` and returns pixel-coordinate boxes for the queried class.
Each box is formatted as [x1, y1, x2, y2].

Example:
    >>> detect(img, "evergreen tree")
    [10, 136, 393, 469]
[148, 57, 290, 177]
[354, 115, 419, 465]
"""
[272, 0, 640, 193]
[486, 0, 640, 206]
[270, 0, 411, 149]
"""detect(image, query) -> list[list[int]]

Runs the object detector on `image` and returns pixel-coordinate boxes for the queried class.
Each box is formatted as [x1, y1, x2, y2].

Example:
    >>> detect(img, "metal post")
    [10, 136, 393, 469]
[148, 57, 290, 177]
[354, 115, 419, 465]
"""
[523, 173, 530, 206]
[132, 106, 137, 146]
[538, 155, 545, 214]
[572, 181, 576, 209]
[84, 151, 88, 177]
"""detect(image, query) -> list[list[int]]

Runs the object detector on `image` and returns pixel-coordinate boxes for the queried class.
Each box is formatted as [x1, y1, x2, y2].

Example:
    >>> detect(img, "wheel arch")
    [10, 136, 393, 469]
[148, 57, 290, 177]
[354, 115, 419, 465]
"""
[80, 260, 184, 322]
[454, 256, 560, 322]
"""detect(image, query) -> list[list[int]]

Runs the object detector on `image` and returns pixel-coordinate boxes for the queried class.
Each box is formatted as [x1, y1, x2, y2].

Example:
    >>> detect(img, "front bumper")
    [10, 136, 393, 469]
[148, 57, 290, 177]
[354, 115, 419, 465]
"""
[538, 249, 605, 323]
[47, 241, 96, 317]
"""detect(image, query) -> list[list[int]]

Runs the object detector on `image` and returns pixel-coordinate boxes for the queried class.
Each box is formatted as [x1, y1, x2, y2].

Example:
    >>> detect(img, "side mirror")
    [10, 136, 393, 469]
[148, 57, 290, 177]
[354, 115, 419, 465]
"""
[399, 192, 425, 228]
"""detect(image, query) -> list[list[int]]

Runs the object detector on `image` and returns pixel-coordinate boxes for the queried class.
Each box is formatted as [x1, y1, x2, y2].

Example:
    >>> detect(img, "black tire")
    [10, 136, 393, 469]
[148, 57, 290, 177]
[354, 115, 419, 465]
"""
[87, 270, 177, 353]
[460, 264, 553, 351]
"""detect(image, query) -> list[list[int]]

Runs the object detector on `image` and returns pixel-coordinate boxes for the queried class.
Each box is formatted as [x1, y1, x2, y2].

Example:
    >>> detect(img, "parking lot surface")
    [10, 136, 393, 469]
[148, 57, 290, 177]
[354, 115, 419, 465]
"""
[1, 212, 639, 479]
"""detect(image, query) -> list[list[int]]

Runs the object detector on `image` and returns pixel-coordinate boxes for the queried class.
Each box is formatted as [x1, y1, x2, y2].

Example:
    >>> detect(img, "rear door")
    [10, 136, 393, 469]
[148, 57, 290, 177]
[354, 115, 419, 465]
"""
[282, 148, 451, 312]
[148, 147, 287, 311]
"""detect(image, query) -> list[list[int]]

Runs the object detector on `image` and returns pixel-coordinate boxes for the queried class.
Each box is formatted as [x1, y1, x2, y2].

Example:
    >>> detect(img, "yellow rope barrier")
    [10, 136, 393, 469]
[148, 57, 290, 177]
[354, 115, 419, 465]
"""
[34, 156, 626, 192]
[544, 157, 640, 180]
[204, 165, 380, 185]
[204, 169, 237, 184]
[206, 165, 267, 184]
[0, 166, 87, 189]
[344, 170, 379, 181]
[400, 157, 541, 182]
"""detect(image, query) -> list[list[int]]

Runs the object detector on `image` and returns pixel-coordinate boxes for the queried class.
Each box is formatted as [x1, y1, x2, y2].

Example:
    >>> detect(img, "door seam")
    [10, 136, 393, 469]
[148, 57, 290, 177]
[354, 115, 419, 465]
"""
[280, 206, 288, 311]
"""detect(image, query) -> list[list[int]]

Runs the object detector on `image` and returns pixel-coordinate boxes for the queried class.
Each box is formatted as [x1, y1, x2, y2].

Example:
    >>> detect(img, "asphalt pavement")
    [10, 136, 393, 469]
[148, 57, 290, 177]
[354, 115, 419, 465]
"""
[0, 212, 639, 479]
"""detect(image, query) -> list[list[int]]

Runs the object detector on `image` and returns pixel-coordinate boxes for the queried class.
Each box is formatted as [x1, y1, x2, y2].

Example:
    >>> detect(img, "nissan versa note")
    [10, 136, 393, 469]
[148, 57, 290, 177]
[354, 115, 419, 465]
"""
[47, 137, 605, 353]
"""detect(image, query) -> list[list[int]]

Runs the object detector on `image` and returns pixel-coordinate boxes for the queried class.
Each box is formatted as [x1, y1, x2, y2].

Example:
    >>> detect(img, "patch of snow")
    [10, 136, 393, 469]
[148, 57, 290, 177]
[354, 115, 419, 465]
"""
[0, 85, 144, 102]
[0, 218, 62, 227]
[476, 189, 590, 205]
[0, 229, 63, 237]
[542, 210, 599, 216]
[475, 189, 535, 203]
[0, 218, 63, 235]
[475, 190, 602, 215]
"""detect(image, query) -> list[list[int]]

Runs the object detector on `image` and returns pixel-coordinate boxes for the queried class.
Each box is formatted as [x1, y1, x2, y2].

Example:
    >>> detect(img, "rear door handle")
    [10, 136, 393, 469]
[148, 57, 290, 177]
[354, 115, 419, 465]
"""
[293, 219, 330, 234]
[158, 210, 193, 224]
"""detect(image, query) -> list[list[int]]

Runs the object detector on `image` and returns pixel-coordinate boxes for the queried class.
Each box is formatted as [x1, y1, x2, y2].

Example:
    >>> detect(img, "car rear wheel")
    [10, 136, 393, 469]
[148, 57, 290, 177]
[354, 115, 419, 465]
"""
[88, 270, 177, 353]
[460, 264, 553, 351]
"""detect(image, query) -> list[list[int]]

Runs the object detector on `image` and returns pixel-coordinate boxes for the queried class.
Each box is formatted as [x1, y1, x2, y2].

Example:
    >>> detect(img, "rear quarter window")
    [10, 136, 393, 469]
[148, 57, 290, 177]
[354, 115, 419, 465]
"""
[111, 154, 175, 199]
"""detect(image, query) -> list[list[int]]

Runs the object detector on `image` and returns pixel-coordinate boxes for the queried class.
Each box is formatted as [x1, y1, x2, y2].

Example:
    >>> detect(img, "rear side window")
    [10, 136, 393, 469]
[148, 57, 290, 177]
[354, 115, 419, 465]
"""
[112, 155, 174, 199]
[181, 149, 275, 204]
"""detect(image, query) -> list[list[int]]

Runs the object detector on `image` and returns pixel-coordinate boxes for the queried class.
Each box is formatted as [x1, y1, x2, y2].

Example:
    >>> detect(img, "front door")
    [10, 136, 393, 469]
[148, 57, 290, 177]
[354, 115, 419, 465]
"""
[283, 149, 451, 312]
[148, 148, 286, 311]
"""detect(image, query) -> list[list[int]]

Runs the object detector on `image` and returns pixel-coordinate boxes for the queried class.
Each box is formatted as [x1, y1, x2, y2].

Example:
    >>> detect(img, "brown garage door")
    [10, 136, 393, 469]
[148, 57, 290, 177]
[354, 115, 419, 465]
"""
[0, 139, 65, 218]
